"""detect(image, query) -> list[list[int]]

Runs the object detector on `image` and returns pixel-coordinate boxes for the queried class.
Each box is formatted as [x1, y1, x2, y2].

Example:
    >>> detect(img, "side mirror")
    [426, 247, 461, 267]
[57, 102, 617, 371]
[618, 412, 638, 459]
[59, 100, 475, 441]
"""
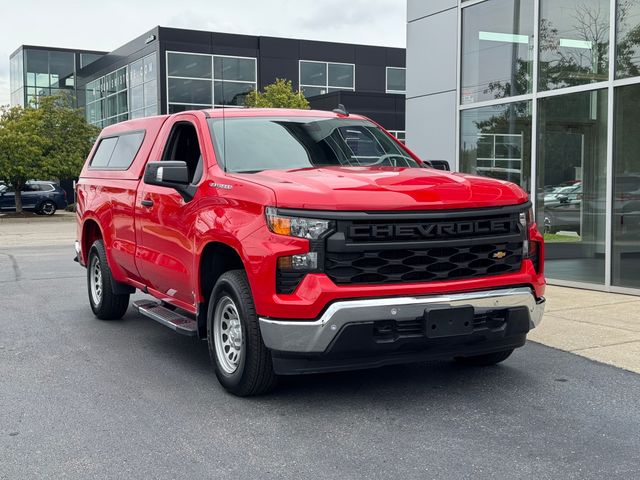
[557, 194, 570, 204]
[144, 161, 195, 201]
[427, 160, 451, 171]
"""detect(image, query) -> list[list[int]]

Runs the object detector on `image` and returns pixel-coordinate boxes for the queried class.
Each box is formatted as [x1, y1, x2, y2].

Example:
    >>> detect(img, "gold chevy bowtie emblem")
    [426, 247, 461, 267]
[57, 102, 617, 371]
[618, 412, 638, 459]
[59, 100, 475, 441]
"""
[493, 251, 507, 259]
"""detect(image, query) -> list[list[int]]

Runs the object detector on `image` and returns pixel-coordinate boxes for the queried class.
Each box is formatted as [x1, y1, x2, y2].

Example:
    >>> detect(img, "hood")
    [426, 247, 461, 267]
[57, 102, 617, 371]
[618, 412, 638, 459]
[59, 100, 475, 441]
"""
[236, 167, 528, 211]
[232, 167, 528, 211]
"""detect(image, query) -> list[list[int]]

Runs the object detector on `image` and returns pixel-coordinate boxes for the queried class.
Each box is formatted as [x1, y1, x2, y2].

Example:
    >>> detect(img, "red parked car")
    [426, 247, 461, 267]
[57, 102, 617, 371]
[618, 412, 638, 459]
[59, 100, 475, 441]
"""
[75, 108, 545, 396]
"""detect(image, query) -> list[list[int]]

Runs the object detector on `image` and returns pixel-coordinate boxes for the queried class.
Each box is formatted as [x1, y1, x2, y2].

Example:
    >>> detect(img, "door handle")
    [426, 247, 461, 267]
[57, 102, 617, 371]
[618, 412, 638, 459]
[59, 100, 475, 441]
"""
[141, 199, 154, 207]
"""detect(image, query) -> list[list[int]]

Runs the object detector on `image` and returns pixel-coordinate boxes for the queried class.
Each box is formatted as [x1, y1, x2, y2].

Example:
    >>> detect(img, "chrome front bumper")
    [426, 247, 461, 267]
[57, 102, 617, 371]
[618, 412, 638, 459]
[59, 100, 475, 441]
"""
[259, 287, 545, 353]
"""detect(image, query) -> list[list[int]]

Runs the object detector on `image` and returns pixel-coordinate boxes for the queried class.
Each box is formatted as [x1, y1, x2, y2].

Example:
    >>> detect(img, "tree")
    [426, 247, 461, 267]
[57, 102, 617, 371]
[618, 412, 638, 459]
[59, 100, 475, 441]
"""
[0, 94, 99, 213]
[244, 78, 310, 109]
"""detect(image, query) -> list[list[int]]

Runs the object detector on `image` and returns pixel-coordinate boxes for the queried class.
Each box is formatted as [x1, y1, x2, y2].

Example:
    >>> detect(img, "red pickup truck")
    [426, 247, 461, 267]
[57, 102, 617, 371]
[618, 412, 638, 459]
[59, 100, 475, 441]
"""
[75, 108, 545, 396]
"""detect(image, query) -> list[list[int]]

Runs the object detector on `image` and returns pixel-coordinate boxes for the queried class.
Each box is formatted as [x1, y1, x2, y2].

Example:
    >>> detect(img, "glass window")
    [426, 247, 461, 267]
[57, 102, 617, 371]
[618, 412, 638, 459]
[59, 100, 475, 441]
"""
[214, 81, 255, 106]
[11, 89, 24, 107]
[209, 117, 418, 173]
[616, 0, 640, 78]
[90, 137, 118, 167]
[10, 51, 24, 96]
[86, 80, 98, 103]
[461, 101, 532, 191]
[116, 91, 128, 115]
[300, 61, 327, 86]
[539, 0, 610, 90]
[129, 85, 144, 112]
[214, 56, 255, 82]
[108, 132, 145, 169]
[143, 54, 156, 83]
[537, 89, 608, 284]
[25, 49, 49, 88]
[129, 59, 144, 87]
[49, 51, 74, 89]
[301, 86, 327, 98]
[461, 0, 535, 105]
[168, 78, 212, 105]
[144, 105, 158, 117]
[167, 52, 211, 79]
[387, 67, 406, 93]
[328, 63, 354, 88]
[144, 79, 157, 108]
[613, 84, 640, 288]
[300, 61, 355, 97]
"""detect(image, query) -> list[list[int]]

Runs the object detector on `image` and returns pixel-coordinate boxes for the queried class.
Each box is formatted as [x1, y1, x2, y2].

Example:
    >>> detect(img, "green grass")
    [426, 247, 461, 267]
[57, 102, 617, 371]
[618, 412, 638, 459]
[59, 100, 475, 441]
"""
[543, 233, 581, 243]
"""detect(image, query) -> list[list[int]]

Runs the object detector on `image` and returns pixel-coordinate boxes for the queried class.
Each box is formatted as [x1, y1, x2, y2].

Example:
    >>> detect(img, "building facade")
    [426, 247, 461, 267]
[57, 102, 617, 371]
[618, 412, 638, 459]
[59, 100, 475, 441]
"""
[407, 0, 640, 294]
[9, 46, 106, 107]
[9, 27, 406, 136]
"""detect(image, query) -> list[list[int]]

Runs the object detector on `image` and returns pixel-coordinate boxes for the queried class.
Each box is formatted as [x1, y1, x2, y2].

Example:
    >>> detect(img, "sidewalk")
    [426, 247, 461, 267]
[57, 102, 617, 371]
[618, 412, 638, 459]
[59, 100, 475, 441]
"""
[529, 285, 640, 374]
[0, 212, 76, 247]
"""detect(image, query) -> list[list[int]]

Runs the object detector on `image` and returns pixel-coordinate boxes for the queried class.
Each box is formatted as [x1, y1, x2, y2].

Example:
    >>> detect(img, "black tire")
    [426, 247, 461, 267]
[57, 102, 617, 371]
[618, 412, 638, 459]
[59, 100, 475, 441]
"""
[207, 270, 277, 396]
[39, 201, 57, 216]
[454, 349, 514, 367]
[87, 240, 130, 320]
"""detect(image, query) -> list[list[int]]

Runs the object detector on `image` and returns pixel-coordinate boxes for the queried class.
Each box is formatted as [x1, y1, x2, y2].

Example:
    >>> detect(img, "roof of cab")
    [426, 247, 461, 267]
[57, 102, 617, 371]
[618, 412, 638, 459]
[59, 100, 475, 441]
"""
[202, 108, 367, 120]
[98, 108, 367, 137]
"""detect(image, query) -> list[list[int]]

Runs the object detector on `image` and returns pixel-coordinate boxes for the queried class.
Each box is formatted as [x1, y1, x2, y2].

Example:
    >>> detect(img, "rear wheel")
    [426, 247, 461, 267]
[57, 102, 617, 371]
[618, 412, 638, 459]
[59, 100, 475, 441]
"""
[38, 201, 57, 216]
[207, 270, 277, 396]
[87, 240, 130, 320]
[454, 349, 514, 367]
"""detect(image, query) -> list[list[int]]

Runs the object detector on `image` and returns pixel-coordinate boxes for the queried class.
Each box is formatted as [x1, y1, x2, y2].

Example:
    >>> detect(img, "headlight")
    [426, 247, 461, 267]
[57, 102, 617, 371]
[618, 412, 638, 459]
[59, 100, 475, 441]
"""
[266, 207, 333, 240]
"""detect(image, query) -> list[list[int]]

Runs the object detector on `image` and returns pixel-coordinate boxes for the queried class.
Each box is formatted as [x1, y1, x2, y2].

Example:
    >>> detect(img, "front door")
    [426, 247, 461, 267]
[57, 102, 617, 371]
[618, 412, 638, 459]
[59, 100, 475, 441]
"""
[135, 115, 206, 311]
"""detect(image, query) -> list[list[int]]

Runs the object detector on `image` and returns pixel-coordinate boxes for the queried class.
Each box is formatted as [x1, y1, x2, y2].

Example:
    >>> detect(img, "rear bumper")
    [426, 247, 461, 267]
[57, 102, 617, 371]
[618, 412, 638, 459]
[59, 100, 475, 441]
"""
[259, 287, 545, 374]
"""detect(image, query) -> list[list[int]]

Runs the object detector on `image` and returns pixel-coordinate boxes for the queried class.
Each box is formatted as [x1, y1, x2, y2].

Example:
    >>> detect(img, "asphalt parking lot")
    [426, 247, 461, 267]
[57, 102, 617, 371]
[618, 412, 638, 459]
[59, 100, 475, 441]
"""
[1, 244, 640, 479]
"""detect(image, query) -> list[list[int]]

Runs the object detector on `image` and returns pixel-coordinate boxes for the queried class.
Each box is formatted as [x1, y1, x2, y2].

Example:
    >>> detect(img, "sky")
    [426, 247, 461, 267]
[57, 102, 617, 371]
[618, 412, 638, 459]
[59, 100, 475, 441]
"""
[0, 0, 407, 106]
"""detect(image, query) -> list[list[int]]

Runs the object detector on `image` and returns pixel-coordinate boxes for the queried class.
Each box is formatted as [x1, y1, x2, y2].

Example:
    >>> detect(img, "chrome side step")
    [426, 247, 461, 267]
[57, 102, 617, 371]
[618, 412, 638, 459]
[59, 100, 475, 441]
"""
[133, 300, 198, 336]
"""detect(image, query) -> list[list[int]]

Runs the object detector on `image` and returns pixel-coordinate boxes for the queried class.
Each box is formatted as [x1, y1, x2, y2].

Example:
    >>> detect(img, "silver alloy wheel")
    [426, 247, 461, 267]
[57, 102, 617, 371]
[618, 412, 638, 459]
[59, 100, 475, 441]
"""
[213, 296, 244, 374]
[90, 255, 103, 306]
[41, 202, 55, 215]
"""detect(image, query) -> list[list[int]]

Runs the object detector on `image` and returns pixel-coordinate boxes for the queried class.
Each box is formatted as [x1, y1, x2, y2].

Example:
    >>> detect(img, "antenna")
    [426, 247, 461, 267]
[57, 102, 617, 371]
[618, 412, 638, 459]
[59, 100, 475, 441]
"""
[333, 104, 349, 116]
[221, 58, 227, 173]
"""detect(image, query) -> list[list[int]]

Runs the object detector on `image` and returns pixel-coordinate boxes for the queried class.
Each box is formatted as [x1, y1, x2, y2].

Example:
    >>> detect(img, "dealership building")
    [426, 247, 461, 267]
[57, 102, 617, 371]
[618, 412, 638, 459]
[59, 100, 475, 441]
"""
[9, 27, 406, 139]
[407, 0, 640, 294]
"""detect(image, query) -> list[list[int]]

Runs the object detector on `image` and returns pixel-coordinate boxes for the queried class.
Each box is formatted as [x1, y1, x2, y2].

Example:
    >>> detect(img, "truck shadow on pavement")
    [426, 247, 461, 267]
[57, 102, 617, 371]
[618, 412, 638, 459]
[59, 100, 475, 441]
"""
[120, 307, 538, 405]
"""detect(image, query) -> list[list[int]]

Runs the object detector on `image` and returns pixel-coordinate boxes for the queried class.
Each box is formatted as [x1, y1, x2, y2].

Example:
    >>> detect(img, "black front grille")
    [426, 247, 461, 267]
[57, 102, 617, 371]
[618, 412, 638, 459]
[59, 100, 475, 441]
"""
[322, 205, 527, 286]
[325, 242, 523, 285]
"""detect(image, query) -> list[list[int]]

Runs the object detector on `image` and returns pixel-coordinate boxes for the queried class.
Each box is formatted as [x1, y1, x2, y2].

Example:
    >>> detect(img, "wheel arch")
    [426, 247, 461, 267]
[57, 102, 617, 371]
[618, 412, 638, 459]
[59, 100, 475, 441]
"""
[81, 218, 103, 265]
[196, 241, 246, 338]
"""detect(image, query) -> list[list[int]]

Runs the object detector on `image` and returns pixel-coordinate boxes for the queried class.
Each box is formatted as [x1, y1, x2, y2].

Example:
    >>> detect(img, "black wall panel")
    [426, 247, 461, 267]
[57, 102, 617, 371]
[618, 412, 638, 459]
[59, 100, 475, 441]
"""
[259, 57, 299, 89]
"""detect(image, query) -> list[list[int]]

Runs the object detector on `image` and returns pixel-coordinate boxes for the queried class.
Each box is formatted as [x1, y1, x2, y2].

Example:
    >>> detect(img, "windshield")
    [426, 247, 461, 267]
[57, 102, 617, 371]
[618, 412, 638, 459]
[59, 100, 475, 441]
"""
[208, 117, 420, 173]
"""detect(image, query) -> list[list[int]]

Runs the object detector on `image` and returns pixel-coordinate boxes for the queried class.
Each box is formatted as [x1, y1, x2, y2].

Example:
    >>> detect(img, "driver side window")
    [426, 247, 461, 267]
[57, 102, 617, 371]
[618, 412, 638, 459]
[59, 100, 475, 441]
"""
[162, 122, 203, 184]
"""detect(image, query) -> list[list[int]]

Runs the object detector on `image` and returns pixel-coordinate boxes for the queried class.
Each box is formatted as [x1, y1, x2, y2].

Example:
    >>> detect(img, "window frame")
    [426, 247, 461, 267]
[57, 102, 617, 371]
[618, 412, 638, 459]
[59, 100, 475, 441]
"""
[88, 130, 147, 171]
[299, 60, 356, 97]
[385, 67, 407, 94]
[165, 51, 258, 113]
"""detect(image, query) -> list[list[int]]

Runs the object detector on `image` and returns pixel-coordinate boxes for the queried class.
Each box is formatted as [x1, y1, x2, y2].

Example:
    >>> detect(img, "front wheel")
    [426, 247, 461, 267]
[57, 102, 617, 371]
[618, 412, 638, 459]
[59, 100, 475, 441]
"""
[207, 270, 277, 396]
[454, 349, 514, 367]
[87, 240, 130, 320]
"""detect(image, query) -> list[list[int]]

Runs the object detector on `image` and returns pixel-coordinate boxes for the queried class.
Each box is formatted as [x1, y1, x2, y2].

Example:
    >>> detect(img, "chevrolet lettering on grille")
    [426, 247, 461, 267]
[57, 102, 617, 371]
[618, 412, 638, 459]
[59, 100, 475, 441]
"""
[349, 219, 514, 240]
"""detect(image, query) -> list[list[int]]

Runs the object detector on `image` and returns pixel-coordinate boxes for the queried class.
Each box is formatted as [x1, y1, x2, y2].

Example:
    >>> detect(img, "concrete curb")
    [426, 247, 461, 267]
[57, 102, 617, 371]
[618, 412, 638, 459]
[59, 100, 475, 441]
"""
[0, 213, 76, 223]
